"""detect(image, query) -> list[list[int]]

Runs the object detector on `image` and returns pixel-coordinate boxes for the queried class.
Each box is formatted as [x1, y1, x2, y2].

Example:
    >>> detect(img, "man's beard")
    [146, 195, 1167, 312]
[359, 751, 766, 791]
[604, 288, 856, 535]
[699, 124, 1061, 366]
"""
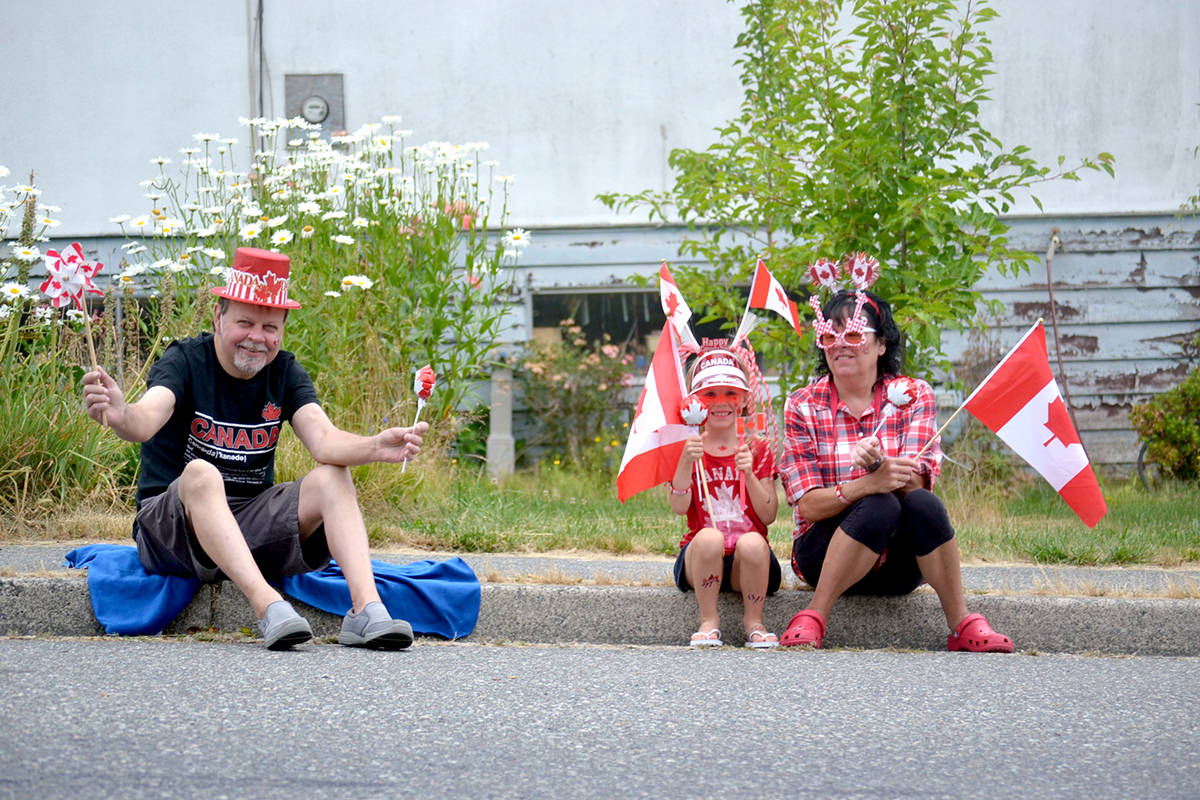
[232, 343, 269, 376]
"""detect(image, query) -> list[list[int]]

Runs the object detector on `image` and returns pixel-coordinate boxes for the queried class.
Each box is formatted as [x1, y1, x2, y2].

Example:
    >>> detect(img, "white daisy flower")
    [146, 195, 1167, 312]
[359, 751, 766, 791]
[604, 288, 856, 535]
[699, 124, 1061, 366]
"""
[331, 234, 355, 246]
[32, 305, 54, 325]
[150, 156, 172, 166]
[351, 216, 368, 228]
[38, 217, 61, 228]
[66, 308, 86, 322]
[300, 225, 315, 239]
[13, 184, 41, 196]
[0, 165, 9, 179]
[202, 248, 224, 259]
[38, 204, 62, 213]
[193, 224, 218, 238]
[1, 282, 31, 301]
[151, 258, 173, 270]
[12, 244, 41, 262]
[340, 274, 373, 290]
[127, 245, 147, 255]
[381, 114, 402, 124]
[502, 228, 532, 249]
[193, 132, 221, 142]
[129, 215, 152, 231]
[209, 266, 227, 276]
[0, 305, 12, 319]
[297, 201, 321, 215]
[110, 214, 131, 225]
[495, 175, 515, 185]
[239, 223, 262, 240]
[321, 210, 347, 221]
[270, 230, 294, 246]
[324, 290, 342, 298]
[266, 214, 289, 228]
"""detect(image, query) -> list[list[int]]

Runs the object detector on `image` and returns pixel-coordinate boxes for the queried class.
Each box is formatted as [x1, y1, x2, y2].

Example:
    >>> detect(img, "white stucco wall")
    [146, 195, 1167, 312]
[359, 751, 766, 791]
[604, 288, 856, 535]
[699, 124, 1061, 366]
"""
[3, 0, 1199, 234]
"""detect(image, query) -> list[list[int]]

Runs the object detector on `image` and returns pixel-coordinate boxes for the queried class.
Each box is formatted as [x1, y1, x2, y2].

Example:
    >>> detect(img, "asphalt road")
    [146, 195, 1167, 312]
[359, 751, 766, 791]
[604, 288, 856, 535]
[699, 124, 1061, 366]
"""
[1, 638, 1197, 800]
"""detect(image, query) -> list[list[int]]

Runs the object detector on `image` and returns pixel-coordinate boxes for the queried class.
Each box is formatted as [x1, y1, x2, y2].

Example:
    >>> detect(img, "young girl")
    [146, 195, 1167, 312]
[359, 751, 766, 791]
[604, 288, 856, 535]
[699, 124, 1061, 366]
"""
[668, 347, 781, 648]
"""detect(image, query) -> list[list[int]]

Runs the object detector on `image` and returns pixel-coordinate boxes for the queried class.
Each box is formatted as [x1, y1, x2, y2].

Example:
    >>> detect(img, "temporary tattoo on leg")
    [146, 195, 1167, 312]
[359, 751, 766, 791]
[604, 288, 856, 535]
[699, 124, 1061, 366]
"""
[701, 574, 720, 588]
[746, 593, 765, 606]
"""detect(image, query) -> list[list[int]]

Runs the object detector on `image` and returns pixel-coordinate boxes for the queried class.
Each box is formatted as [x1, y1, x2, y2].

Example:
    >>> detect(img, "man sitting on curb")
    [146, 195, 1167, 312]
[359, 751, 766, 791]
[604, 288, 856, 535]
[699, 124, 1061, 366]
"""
[82, 247, 428, 650]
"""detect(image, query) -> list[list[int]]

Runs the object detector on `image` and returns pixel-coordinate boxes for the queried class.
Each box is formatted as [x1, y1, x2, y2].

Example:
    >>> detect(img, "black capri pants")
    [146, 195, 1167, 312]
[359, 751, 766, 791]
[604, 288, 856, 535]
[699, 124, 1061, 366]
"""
[791, 489, 954, 596]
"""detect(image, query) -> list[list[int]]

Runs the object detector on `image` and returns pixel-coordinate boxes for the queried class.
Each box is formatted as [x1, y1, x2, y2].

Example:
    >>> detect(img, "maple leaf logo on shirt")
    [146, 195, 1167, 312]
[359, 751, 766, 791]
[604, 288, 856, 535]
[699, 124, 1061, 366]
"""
[262, 402, 282, 422]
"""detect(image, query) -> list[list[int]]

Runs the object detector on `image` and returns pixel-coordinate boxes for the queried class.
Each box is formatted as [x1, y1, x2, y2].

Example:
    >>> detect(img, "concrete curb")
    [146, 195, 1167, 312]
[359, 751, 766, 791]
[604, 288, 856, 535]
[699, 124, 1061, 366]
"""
[3, 575, 1198, 656]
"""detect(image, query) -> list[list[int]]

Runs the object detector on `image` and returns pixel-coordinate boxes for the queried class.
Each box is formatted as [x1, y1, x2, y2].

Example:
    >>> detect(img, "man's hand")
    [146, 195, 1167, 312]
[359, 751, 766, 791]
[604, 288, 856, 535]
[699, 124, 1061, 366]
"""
[82, 367, 124, 428]
[375, 421, 430, 463]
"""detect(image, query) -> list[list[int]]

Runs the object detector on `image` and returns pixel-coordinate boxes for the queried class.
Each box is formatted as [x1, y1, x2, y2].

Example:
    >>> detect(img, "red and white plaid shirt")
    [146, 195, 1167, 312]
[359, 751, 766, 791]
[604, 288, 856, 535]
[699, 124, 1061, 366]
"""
[779, 374, 942, 539]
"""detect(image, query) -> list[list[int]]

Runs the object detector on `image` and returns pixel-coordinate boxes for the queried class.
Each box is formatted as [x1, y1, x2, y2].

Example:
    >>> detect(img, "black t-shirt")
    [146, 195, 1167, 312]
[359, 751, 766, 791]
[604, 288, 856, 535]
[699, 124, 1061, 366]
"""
[136, 332, 320, 507]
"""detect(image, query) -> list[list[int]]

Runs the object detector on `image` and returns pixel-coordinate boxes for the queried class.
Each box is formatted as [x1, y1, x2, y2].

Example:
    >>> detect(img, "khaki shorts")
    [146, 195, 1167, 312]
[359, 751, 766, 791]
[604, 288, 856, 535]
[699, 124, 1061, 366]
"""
[133, 476, 330, 584]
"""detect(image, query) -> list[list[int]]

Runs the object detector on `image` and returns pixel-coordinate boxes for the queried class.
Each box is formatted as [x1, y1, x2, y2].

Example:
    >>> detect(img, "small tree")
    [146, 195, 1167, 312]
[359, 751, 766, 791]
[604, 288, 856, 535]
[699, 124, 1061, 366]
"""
[599, 0, 1113, 386]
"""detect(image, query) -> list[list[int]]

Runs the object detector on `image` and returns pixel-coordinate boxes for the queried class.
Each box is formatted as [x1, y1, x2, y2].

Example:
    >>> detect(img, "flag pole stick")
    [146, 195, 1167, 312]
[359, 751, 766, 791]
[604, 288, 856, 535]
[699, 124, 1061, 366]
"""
[915, 404, 968, 459]
[82, 303, 106, 427]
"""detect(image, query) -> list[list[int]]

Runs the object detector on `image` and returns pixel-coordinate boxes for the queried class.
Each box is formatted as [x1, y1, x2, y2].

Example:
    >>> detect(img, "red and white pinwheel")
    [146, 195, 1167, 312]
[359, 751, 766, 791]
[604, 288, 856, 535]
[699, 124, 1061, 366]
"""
[40, 242, 103, 309]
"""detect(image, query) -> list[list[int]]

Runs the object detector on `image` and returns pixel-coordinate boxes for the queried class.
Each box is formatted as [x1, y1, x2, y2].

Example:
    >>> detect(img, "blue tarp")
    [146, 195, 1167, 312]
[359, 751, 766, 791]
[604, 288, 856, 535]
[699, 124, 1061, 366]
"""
[64, 544, 480, 639]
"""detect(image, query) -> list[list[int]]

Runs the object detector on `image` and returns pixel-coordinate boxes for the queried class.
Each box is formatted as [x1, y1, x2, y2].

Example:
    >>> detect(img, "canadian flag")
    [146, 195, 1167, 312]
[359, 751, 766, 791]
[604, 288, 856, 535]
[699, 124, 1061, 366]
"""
[748, 259, 802, 334]
[658, 262, 699, 348]
[733, 260, 802, 346]
[617, 322, 691, 502]
[963, 321, 1107, 527]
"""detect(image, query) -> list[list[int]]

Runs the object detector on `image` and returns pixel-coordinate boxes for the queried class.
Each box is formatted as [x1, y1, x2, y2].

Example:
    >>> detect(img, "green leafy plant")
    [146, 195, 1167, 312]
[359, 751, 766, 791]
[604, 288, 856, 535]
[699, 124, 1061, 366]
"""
[510, 319, 637, 470]
[1129, 358, 1200, 482]
[598, 0, 1113, 387]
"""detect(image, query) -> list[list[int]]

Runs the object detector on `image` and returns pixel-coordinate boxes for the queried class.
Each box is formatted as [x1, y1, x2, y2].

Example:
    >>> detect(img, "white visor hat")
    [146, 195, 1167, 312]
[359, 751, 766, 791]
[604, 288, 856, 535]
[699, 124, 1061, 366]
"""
[689, 349, 750, 393]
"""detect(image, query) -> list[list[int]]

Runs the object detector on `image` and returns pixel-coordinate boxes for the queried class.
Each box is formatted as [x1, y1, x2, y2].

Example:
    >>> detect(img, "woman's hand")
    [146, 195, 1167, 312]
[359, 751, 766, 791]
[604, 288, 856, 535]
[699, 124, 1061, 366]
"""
[866, 456, 918, 493]
[851, 435, 883, 470]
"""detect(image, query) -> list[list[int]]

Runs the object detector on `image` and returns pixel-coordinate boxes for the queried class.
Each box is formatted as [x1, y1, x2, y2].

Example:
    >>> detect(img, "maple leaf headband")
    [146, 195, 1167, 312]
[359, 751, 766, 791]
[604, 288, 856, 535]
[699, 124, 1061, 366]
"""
[807, 252, 882, 348]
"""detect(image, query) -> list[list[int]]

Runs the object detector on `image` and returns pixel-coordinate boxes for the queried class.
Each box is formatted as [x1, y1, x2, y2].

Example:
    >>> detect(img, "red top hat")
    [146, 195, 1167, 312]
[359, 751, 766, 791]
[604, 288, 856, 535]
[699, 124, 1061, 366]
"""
[210, 247, 302, 310]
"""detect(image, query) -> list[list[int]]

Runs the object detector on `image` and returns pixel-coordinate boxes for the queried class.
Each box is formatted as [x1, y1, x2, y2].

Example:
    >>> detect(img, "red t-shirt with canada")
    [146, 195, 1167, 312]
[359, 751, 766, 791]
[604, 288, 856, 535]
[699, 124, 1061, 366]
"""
[680, 437, 777, 554]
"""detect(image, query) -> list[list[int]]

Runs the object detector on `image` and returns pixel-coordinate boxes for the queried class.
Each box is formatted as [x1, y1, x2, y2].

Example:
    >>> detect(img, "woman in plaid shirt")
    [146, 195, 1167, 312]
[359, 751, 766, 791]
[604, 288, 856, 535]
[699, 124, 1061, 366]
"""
[778, 288, 1013, 652]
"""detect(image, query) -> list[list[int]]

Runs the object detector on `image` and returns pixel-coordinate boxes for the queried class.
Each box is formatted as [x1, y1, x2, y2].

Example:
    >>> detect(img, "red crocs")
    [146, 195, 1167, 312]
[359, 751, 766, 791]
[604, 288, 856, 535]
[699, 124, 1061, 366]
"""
[948, 613, 1014, 653]
[781, 609, 826, 648]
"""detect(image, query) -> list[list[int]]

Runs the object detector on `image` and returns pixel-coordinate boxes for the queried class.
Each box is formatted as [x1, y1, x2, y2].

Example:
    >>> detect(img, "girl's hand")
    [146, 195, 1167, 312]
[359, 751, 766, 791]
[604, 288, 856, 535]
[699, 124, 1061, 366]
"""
[735, 443, 754, 475]
[681, 434, 704, 465]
